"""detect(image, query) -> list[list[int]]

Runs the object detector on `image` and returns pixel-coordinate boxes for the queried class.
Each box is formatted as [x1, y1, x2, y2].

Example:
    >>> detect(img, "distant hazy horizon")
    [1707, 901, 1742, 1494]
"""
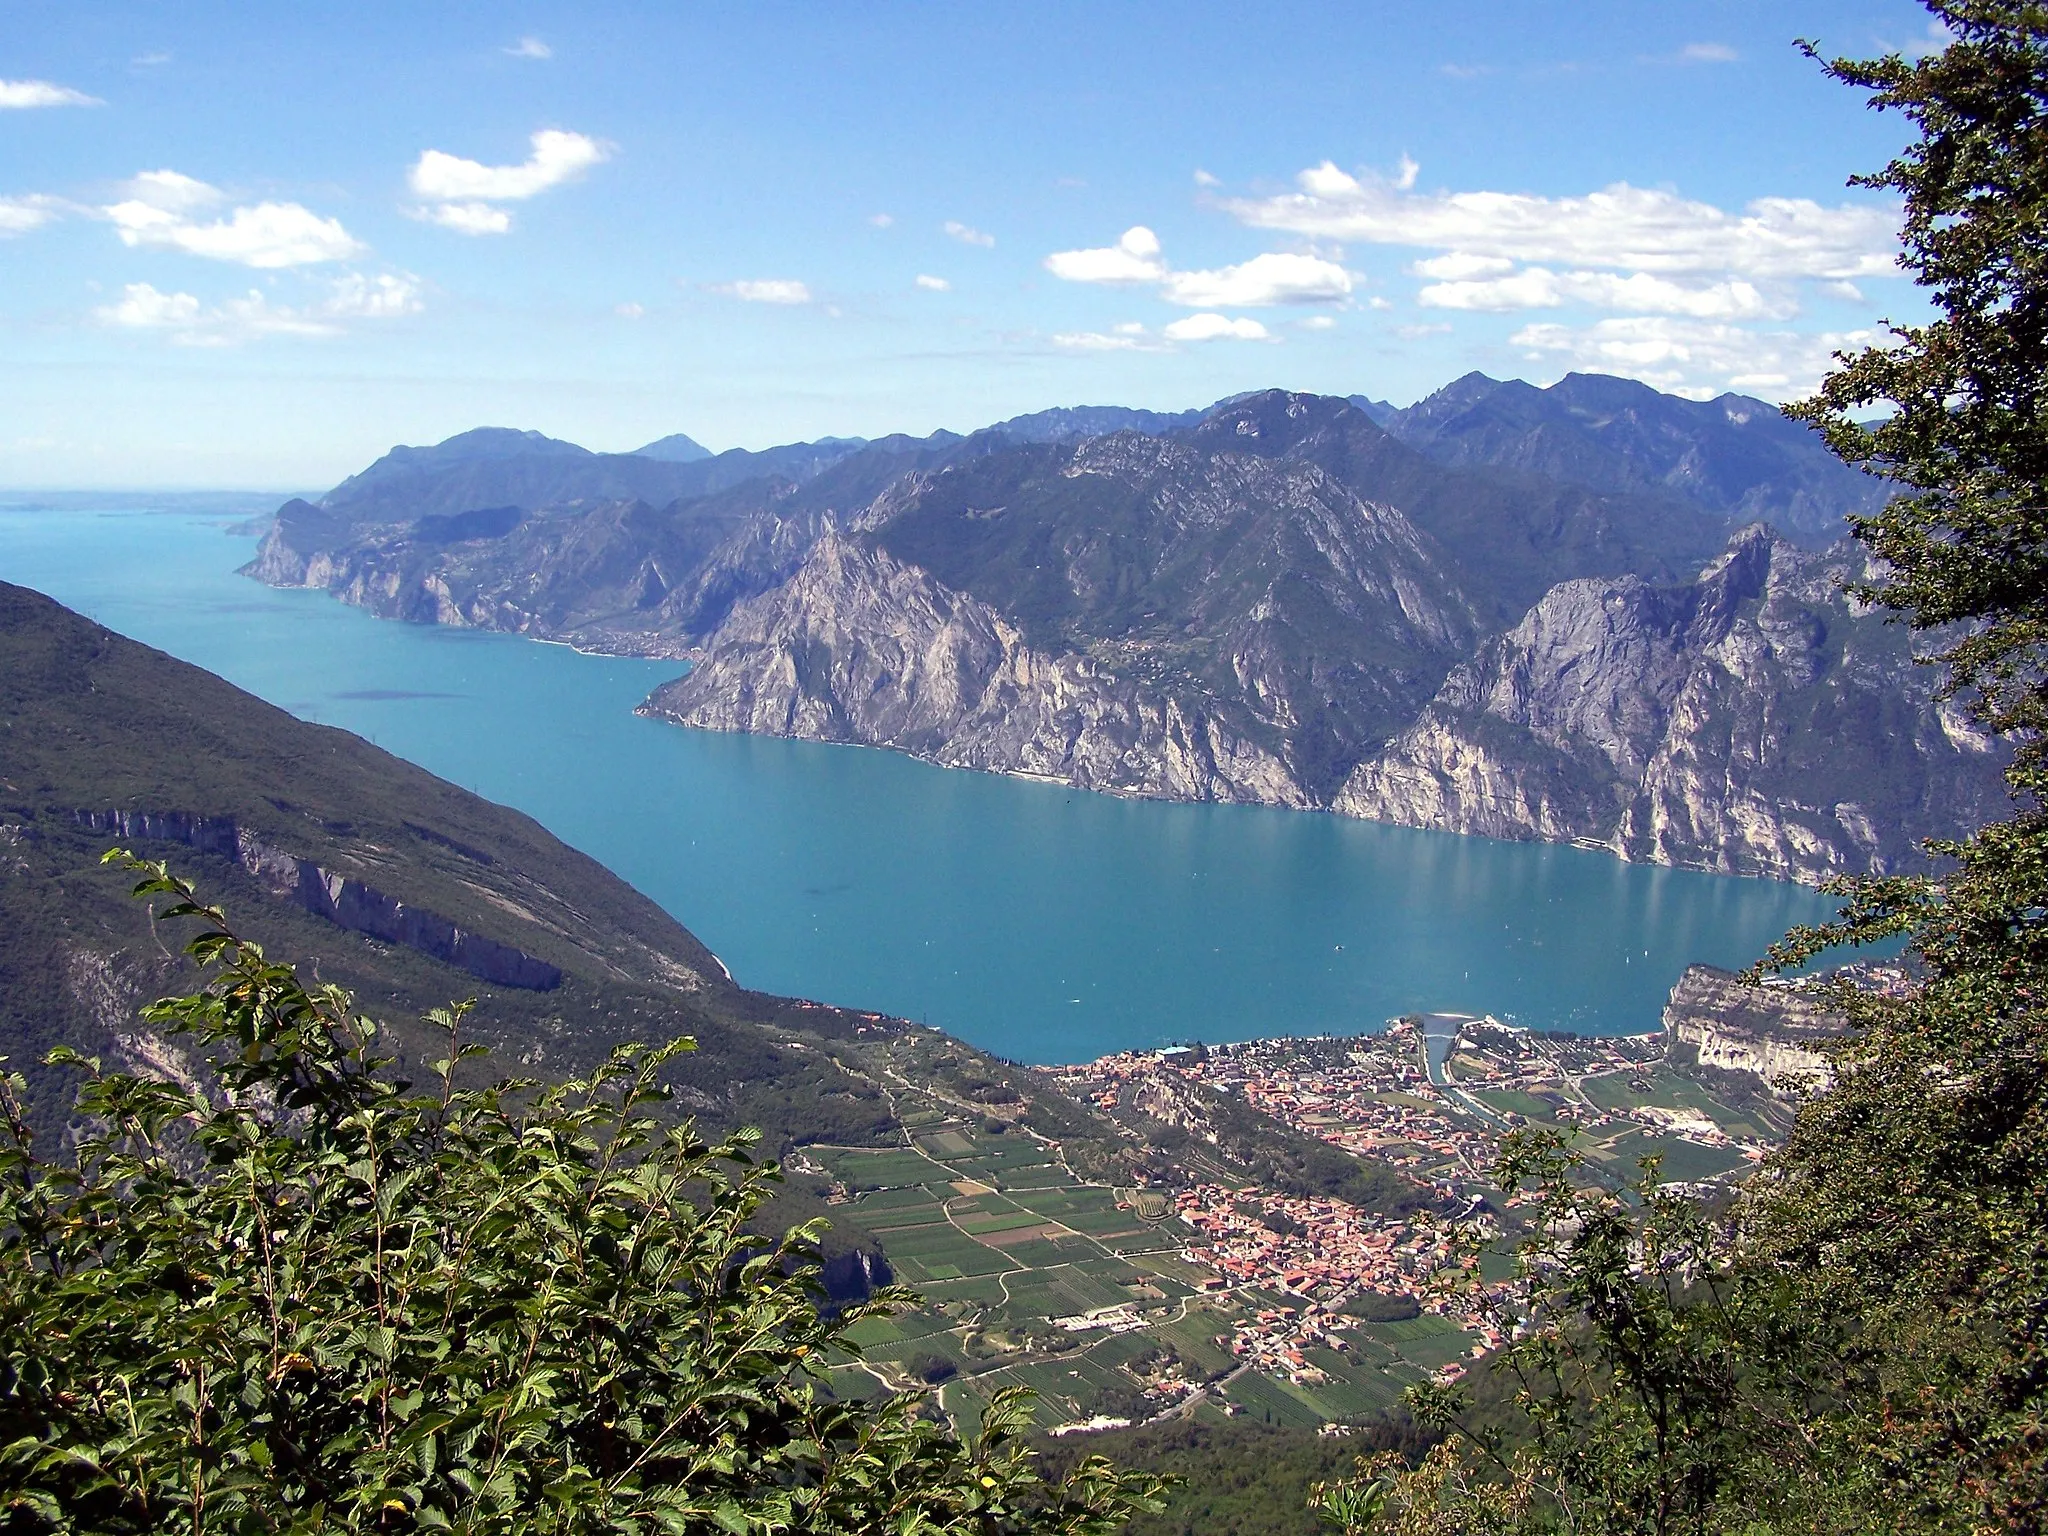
[7, 2, 1942, 487]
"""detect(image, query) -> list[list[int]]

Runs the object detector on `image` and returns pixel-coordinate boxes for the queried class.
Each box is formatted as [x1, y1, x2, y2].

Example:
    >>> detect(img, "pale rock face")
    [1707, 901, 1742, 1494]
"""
[246, 399, 2008, 884]
[1661, 965, 1843, 1090]
[1335, 526, 2008, 883]
[643, 533, 1311, 806]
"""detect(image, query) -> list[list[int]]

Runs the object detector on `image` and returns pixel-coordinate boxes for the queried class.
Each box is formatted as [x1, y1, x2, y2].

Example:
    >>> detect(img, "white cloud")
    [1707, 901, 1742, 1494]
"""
[944, 219, 995, 247]
[869, 212, 894, 228]
[1415, 267, 1583, 312]
[1418, 266, 1789, 320]
[96, 271, 421, 344]
[1046, 226, 1352, 308]
[104, 173, 363, 267]
[409, 129, 609, 232]
[1301, 314, 1338, 330]
[0, 195, 63, 236]
[420, 201, 513, 236]
[324, 271, 425, 319]
[131, 51, 173, 67]
[1045, 226, 1166, 285]
[1413, 251, 1514, 280]
[410, 129, 608, 201]
[506, 37, 552, 59]
[1193, 169, 1220, 188]
[1823, 280, 1866, 302]
[1679, 42, 1739, 63]
[616, 301, 645, 318]
[1052, 326, 1156, 352]
[1163, 313, 1270, 342]
[98, 283, 201, 329]
[0, 78, 101, 109]
[713, 279, 812, 304]
[1510, 315, 1880, 399]
[117, 169, 221, 213]
[914, 273, 951, 291]
[1227, 161, 1898, 280]
[1161, 251, 1352, 307]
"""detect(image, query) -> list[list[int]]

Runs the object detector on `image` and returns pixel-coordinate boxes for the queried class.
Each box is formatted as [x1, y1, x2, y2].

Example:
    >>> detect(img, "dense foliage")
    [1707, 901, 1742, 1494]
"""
[0, 857, 1163, 1534]
[1316, 4, 2048, 1531]
[1036, 1419, 1430, 1536]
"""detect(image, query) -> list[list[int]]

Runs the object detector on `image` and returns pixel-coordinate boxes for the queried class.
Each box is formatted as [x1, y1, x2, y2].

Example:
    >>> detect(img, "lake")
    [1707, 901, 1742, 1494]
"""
[0, 504, 1843, 1063]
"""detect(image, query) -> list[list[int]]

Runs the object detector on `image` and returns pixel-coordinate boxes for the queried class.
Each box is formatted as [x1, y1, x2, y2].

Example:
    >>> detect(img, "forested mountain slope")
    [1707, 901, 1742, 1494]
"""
[1381, 371, 1891, 543]
[0, 580, 906, 1164]
[244, 382, 1999, 881]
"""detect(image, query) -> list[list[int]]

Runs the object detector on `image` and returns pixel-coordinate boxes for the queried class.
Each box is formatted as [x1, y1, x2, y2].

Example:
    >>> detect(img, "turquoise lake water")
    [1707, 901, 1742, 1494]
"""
[0, 505, 1844, 1062]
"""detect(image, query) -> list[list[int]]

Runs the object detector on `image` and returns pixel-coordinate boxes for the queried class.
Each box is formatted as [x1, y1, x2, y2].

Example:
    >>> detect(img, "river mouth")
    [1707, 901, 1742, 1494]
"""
[0, 504, 1844, 1063]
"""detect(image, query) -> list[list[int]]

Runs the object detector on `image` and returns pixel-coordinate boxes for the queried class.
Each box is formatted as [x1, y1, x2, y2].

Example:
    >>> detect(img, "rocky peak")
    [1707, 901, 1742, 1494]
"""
[1185, 389, 1387, 459]
[1335, 525, 2007, 881]
[369, 427, 592, 476]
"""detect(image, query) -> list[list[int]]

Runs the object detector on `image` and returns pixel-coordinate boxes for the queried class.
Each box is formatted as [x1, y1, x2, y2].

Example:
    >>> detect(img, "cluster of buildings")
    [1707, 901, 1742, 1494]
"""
[1039, 1018, 1766, 1388]
[1170, 1183, 1503, 1375]
[1195, 1025, 1499, 1180]
[1173, 1183, 1429, 1299]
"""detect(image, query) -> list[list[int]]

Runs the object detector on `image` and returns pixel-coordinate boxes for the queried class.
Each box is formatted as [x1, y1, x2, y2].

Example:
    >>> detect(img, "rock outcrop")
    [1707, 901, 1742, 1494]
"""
[1334, 527, 2007, 882]
[1662, 964, 1847, 1089]
[644, 533, 1310, 804]
[74, 809, 563, 989]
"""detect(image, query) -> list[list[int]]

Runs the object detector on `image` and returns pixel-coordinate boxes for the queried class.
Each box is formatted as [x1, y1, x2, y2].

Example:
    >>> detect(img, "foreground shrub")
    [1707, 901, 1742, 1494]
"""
[0, 855, 1161, 1535]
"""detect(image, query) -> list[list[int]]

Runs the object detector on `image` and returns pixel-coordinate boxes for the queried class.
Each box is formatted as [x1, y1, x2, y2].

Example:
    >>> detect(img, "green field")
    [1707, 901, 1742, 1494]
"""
[818, 1147, 944, 1189]
[1357, 1314, 1475, 1372]
[802, 1057, 1434, 1439]
[1225, 1370, 1327, 1429]
[1471, 1087, 1567, 1122]
[1604, 1130, 1749, 1183]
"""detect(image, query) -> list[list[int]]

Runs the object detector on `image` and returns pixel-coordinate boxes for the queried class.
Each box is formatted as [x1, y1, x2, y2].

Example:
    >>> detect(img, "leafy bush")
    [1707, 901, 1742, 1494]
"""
[0, 856, 1161, 1534]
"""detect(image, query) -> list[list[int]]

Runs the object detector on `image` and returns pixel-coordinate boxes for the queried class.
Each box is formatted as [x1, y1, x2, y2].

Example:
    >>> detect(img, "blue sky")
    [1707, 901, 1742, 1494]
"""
[4, 1, 1948, 487]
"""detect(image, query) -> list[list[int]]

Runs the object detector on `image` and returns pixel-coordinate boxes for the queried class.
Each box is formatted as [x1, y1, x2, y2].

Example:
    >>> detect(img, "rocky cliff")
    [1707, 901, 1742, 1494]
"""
[1662, 964, 1847, 1089]
[1332, 526, 2006, 881]
[72, 808, 564, 989]
[645, 532, 1311, 804]
[244, 383, 2004, 883]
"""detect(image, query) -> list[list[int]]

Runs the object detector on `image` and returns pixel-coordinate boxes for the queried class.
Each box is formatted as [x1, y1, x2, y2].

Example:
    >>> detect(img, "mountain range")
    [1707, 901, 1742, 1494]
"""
[245, 373, 1999, 883]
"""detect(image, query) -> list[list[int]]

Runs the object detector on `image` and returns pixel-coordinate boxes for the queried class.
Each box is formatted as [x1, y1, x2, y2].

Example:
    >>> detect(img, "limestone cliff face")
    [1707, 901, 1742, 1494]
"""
[1333, 527, 2008, 882]
[245, 390, 2006, 883]
[243, 440, 962, 657]
[244, 497, 822, 658]
[643, 533, 1310, 805]
[1661, 965, 1845, 1089]
[645, 413, 1495, 808]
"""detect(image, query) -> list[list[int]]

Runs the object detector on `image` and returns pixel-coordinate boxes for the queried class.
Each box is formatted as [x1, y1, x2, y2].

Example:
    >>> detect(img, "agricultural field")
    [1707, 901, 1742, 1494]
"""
[804, 1025, 1465, 1436]
[800, 1011, 1810, 1440]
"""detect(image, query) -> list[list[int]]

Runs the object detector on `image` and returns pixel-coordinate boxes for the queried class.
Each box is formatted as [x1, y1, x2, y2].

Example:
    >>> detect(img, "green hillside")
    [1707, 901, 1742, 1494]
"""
[0, 581, 913, 1263]
[0, 578, 1440, 1381]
